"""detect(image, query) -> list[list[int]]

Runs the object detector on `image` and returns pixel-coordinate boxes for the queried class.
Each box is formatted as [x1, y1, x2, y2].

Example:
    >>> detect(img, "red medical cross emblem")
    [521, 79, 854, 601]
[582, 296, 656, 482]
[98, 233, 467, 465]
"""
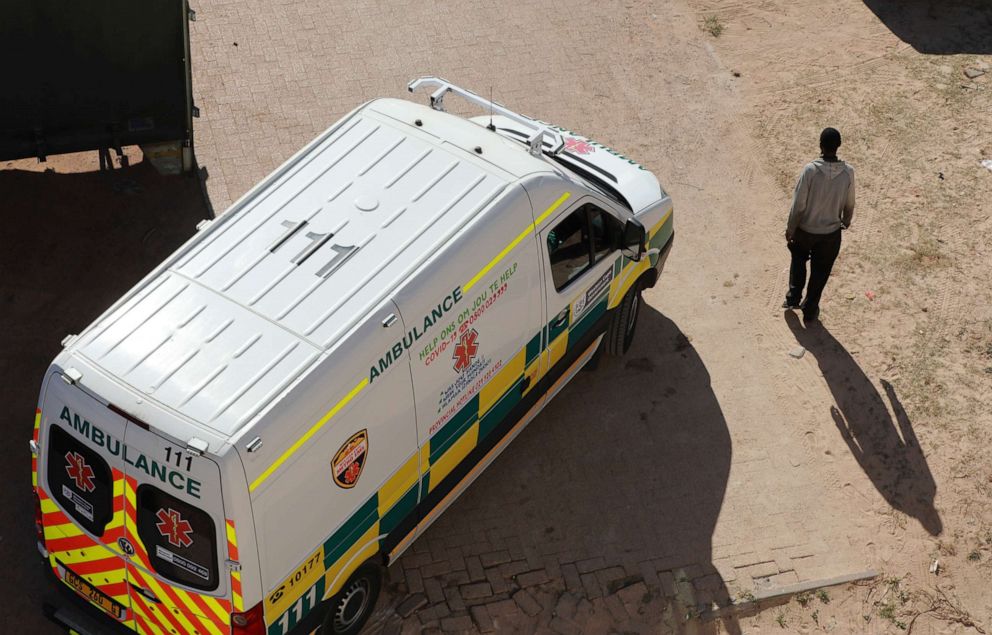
[564, 137, 596, 155]
[156, 508, 194, 548]
[65, 451, 96, 492]
[452, 329, 479, 373]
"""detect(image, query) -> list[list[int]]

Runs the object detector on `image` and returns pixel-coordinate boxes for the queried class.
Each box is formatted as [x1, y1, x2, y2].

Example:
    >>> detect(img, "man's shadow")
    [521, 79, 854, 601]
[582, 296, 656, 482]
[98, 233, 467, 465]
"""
[786, 313, 942, 536]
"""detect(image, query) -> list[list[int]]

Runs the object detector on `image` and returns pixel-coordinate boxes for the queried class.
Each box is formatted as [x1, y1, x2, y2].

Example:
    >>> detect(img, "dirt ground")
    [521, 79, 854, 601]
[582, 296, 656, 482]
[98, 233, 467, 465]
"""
[2, 0, 991, 634]
[683, 0, 992, 632]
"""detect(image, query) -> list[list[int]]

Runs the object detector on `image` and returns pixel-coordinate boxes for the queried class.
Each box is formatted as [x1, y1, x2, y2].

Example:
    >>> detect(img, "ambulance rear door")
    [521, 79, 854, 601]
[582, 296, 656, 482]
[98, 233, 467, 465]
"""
[121, 420, 234, 635]
[40, 372, 135, 628]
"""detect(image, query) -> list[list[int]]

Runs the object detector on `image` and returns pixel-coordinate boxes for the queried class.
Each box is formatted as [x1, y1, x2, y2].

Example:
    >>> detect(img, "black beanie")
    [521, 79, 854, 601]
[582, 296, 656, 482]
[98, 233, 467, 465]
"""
[820, 127, 841, 153]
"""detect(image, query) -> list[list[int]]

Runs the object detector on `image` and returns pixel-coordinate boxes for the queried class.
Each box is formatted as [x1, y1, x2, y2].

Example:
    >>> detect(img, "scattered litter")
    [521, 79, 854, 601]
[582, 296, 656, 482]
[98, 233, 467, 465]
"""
[789, 346, 806, 359]
[964, 67, 986, 79]
[981, 159, 992, 172]
[865, 290, 876, 301]
[929, 559, 940, 575]
[938, 171, 945, 180]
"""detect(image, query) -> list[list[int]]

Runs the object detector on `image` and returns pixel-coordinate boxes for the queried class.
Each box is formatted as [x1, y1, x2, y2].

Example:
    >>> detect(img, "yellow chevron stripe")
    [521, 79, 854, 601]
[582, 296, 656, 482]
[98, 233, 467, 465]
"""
[463, 191, 571, 293]
[378, 453, 419, 517]
[139, 573, 209, 635]
[251, 377, 369, 492]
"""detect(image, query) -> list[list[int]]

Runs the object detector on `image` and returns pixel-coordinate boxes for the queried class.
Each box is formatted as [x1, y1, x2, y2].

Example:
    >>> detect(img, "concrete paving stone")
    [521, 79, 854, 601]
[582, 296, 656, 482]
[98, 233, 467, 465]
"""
[692, 574, 723, 593]
[444, 586, 466, 612]
[554, 591, 579, 621]
[405, 569, 424, 593]
[738, 561, 779, 580]
[465, 555, 485, 582]
[403, 552, 432, 570]
[513, 590, 542, 617]
[424, 577, 446, 605]
[711, 558, 738, 583]
[593, 566, 627, 589]
[657, 570, 676, 598]
[560, 563, 582, 594]
[499, 560, 531, 579]
[616, 581, 649, 610]
[423, 560, 455, 579]
[542, 555, 562, 579]
[400, 619, 423, 635]
[575, 557, 606, 574]
[603, 594, 629, 623]
[483, 598, 518, 618]
[515, 569, 551, 588]
[460, 581, 493, 601]
[580, 572, 603, 599]
[442, 570, 471, 587]
[479, 550, 511, 568]
[440, 615, 475, 633]
[470, 604, 495, 633]
[549, 616, 583, 635]
[484, 565, 510, 595]
[396, 593, 428, 618]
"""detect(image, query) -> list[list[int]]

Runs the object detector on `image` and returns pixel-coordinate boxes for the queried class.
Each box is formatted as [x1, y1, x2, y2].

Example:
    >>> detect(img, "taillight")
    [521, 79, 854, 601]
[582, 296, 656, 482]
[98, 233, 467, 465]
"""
[231, 602, 265, 635]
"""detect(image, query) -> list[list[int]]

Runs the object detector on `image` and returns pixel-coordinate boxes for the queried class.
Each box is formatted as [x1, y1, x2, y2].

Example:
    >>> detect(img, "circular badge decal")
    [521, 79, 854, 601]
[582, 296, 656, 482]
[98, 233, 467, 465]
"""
[118, 537, 135, 557]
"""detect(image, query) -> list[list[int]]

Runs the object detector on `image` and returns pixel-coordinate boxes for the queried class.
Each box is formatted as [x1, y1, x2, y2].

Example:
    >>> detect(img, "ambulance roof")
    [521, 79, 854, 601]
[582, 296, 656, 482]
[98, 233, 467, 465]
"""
[73, 98, 554, 439]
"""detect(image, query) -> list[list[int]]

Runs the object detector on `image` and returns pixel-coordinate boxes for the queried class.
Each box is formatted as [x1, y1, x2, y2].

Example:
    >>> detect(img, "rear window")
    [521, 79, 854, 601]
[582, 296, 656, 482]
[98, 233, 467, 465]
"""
[136, 484, 218, 591]
[47, 425, 114, 536]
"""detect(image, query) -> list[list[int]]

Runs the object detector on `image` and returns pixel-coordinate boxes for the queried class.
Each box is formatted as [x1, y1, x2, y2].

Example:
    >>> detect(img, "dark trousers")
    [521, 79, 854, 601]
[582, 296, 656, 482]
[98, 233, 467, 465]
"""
[786, 228, 842, 314]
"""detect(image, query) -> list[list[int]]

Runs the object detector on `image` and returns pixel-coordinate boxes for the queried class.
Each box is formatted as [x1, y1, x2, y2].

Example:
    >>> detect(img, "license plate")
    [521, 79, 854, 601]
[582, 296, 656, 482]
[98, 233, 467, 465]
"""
[61, 562, 126, 620]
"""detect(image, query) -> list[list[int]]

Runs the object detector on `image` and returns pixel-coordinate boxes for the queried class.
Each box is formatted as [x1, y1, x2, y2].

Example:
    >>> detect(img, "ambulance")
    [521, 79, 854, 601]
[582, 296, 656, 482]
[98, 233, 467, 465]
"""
[31, 77, 674, 635]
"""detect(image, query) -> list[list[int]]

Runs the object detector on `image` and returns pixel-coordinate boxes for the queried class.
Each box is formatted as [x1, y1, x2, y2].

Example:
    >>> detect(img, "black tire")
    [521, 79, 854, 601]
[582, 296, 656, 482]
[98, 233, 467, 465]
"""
[605, 280, 643, 356]
[322, 563, 382, 635]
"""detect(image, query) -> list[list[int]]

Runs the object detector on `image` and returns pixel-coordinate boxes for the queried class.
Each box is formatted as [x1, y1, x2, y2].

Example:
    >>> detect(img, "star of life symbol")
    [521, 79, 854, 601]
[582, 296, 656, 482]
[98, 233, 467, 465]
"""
[65, 451, 96, 492]
[156, 508, 194, 548]
[564, 137, 596, 155]
[452, 329, 479, 373]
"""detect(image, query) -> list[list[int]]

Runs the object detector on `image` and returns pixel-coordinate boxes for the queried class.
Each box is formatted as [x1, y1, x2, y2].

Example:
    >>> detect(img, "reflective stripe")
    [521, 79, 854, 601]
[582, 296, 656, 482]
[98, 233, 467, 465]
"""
[250, 377, 369, 492]
[226, 519, 244, 612]
[463, 191, 571, 293]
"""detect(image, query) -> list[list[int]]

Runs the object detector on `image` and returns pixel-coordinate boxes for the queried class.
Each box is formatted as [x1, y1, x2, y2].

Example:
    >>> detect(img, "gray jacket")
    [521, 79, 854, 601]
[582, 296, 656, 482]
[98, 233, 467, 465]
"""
[787, 158, 855, 236]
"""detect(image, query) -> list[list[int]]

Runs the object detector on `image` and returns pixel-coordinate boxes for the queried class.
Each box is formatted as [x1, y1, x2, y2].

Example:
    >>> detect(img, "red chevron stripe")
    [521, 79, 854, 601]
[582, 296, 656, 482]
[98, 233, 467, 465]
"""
[101, 581, 129, 598]
[187, 591, 229, 630]
[66, 555, 121, 576]
[130, 568, 189, 635]
[43, 508, 71, 526]
[130, 583, 171, 635]
[155, 581, 216, 633]
[47, 533, 98, 553]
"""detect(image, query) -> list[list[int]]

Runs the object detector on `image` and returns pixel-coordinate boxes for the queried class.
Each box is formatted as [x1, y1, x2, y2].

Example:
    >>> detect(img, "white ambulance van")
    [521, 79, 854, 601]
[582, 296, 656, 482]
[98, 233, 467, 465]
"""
[31, 78, 674, 635]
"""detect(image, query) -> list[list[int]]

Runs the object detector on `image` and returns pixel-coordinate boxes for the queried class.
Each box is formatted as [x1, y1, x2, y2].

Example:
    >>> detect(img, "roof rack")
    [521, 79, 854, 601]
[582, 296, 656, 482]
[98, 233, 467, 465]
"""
[408, 77, 564, 157]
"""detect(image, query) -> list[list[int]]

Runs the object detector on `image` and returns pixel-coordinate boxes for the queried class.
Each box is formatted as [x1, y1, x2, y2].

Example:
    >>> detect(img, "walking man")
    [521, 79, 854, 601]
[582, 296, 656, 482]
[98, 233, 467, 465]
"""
[783, 127, 855, 322]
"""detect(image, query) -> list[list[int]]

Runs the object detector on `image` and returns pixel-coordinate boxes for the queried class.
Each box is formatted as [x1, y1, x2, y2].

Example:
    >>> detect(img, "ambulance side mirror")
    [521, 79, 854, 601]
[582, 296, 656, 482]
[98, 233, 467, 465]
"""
[620, 218, 646, 261]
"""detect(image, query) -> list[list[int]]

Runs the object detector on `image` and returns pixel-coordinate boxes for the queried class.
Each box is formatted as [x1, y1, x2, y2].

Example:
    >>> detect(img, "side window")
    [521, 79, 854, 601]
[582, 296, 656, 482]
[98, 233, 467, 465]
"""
[47, 425, 114, 537]
[136, 484, 218, 591]
[547, 203, 621, 291]
[590, 207, 623, 263]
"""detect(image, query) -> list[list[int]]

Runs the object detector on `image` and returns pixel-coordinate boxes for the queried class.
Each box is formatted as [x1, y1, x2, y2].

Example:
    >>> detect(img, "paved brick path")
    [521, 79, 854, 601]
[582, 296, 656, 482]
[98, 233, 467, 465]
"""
[188, 1, 873, 633]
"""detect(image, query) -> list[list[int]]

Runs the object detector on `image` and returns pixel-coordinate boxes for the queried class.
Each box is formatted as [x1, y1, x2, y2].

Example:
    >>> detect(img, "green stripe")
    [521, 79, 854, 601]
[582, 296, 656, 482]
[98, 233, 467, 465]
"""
[479, 377, 523, 440]
[525, 332, 542, 366]
[570, 297, 608, 343]
[324, 494, 378, 566]
[547, 307, 570, 343]
[379, 485, 418, 535]
[430, 394, 479, 464]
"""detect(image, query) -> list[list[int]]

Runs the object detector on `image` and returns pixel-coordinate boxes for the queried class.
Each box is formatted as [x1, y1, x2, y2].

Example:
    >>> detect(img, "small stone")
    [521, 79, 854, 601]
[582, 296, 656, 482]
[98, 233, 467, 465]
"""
[789, 347, 806, 359]
[964, 67, 986, 79]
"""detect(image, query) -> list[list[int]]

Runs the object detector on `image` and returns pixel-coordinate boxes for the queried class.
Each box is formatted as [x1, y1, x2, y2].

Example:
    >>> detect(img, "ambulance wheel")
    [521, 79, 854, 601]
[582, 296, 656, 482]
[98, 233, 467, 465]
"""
[323, 563, 382, 635]
[606, 281, 642, 356]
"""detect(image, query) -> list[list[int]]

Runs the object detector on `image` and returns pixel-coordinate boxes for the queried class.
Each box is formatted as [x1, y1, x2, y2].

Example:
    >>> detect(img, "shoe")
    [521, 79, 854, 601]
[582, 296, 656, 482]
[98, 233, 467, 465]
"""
[802, 307, 820, 322]
[782, 299, 801, 310]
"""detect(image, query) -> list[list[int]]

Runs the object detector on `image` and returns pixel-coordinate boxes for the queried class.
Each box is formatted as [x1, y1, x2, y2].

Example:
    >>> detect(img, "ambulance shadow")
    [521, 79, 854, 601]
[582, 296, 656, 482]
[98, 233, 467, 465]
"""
[0, 158, 209, 634]
[863, 0, 992, 54]
[786, 313, 941, 536]
[443, 305, 737, 634]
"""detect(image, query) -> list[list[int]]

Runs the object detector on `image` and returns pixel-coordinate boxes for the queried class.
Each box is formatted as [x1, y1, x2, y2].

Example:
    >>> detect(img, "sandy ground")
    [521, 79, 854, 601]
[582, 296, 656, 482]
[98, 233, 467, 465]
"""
[683, 0, 992, 632]
[2, 0, 991, 634]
